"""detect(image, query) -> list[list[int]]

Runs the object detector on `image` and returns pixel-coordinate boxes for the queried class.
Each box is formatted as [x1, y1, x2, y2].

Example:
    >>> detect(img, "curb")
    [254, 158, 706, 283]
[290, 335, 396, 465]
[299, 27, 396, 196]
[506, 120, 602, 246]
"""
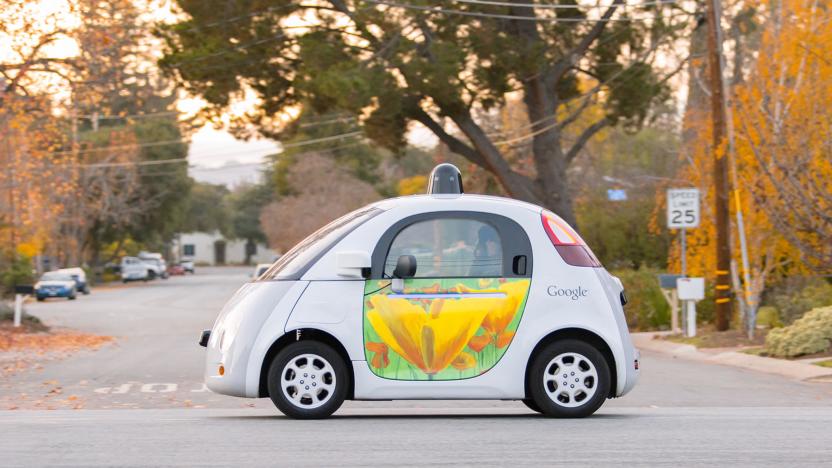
[632, 332, 832, 382]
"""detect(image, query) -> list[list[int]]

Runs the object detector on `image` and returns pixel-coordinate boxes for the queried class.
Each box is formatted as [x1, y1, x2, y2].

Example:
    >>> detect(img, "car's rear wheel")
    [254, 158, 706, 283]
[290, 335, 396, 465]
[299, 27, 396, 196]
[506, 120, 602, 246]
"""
[267, 341, 348, 419]
[521, 398, 542, 413]
[83, 286, 90, 295]
[527, 339, 610, 418]
[36, 297, 45, 302]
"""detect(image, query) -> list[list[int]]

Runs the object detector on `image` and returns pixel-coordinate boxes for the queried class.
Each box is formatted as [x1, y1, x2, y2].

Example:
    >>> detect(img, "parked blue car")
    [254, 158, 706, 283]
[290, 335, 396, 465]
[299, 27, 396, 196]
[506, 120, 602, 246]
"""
[34, 272, 78, 301]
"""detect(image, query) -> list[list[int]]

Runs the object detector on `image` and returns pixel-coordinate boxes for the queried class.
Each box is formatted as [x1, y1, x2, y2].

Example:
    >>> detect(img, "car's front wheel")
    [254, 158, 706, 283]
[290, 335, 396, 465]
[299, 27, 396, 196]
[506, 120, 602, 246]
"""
[267, 341, 349, 419]
[527, 339, 611, 418]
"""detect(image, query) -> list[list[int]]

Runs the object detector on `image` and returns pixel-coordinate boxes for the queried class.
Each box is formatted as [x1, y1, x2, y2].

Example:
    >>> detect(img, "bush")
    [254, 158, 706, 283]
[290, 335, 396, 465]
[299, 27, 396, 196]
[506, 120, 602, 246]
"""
[764, 277, 832, 324]
[756, 306, 782, 329]
[764, 306, 832, 358]
[612, 267, 670, 331]
[0, 254, 34, 298]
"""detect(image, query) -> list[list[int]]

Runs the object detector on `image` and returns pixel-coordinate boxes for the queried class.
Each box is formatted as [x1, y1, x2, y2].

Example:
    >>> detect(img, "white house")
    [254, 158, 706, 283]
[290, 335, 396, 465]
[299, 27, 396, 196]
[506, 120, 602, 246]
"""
[172, 232, 279, 266]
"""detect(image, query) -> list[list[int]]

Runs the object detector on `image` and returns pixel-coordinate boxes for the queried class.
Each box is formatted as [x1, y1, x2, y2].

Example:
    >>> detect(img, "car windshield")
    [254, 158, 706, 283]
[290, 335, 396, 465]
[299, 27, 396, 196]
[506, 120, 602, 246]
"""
[261, 206, 382, 281]
[41, 272, 72, 281]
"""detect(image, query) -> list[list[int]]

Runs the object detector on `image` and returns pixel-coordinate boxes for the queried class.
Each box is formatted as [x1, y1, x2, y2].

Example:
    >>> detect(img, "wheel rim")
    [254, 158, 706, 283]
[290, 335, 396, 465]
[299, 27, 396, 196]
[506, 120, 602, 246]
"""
[543, 352, 599, 408]
[280, 353, 337, 410]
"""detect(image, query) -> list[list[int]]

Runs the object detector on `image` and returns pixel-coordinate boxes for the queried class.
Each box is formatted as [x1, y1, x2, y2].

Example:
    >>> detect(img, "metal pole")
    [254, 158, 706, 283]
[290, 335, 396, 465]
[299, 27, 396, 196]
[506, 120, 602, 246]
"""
[13, 293, 23, 327]
[680, 229, 687, 278]
[686, 300, 697, 337]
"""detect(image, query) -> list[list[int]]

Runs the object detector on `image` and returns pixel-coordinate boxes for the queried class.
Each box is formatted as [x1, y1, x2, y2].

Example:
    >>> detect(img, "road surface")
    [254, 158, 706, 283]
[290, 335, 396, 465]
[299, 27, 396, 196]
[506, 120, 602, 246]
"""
[1, 267, 830, 466]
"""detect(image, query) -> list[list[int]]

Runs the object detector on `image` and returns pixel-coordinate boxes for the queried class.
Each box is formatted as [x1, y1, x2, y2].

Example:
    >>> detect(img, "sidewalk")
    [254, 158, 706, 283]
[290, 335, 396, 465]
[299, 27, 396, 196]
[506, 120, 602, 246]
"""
[632, 332, 832, 382]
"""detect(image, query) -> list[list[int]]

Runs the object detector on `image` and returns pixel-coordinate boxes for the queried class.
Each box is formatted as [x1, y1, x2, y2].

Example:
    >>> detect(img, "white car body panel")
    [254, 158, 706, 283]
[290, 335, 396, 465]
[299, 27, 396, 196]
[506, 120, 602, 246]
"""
[120, 257, 149, 281]
[204, 194, 639, 402]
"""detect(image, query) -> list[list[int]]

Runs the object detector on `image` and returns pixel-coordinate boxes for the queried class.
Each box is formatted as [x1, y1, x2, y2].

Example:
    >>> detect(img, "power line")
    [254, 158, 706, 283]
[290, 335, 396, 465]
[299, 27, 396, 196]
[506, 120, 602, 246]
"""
[362, 0, 686, 22]
[45, 127, 362, 158]
[451, 0, 677, 9]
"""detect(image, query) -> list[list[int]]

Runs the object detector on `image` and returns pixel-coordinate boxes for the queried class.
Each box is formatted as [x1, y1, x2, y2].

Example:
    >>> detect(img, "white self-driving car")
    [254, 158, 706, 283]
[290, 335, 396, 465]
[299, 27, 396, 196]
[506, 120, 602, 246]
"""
[200, 164, 639, 419]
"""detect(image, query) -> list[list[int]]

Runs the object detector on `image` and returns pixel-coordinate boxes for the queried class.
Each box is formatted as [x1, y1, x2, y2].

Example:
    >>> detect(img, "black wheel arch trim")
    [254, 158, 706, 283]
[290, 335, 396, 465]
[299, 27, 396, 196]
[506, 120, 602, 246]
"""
[524, 328, 618, 399]
[259, 329, 355, 399]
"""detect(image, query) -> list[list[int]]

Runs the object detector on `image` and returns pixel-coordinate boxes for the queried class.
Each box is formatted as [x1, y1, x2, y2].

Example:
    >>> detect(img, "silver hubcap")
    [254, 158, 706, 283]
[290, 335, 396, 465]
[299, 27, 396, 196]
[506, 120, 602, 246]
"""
[281, 353, 336, 409]
[543, 352, 599, 408]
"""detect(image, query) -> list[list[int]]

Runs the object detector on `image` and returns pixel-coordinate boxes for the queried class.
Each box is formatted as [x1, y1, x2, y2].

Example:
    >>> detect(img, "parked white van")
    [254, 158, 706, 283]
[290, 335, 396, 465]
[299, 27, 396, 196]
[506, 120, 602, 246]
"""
[121, 256, 149, 283]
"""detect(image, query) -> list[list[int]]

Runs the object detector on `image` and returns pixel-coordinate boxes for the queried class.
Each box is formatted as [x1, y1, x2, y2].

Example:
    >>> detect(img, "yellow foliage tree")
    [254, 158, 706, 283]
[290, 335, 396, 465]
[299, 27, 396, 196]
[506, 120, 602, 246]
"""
[673, 0, 828, 329]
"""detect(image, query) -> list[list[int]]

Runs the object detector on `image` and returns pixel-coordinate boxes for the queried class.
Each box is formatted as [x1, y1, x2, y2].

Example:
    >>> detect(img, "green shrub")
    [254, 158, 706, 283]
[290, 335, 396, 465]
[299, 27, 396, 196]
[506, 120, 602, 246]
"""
[764, 306, 832, 358]
[0, 254, 34, 298]
[756, 306, 782, 329]
[764, 277, 832, 324]
[612, 267, 670, 331]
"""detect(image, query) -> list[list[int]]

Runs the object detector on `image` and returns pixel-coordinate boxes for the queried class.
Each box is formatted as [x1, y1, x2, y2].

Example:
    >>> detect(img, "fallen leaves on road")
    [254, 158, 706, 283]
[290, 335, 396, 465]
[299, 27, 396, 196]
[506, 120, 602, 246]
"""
[0, 326, 113, 353]
[0, 325, 114, 381]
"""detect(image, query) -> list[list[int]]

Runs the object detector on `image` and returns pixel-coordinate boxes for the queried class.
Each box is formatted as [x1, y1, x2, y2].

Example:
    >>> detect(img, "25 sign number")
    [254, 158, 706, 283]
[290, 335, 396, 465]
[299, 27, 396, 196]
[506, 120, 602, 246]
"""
[667, 189, 700, 229]
[670, 209, 697, 225]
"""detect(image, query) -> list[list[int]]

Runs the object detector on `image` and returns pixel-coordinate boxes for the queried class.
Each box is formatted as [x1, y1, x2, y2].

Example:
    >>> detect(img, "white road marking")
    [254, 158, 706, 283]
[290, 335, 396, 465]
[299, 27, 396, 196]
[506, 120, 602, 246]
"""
[140, 383, 177, 393]
[93, 383, 208, 394]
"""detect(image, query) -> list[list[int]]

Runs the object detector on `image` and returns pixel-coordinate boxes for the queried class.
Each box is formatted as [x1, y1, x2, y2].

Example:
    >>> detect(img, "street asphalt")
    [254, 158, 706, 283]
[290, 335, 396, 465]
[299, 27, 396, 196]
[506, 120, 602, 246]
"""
[1, 267, 831, 466]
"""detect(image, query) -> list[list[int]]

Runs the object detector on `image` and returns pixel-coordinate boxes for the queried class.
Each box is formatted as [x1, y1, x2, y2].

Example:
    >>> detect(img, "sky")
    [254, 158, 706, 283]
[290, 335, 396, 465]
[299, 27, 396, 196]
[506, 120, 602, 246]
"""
[186, 126, 278, 187]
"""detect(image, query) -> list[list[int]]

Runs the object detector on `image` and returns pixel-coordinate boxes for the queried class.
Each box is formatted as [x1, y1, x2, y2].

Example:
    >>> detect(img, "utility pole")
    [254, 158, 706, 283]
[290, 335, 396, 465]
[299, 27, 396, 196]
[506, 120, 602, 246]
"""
[705, 0, 732, 330]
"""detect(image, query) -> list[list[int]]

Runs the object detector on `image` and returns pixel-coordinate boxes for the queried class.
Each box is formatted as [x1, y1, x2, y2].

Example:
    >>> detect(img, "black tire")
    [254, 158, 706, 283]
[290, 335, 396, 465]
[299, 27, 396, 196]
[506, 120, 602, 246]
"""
[521, 398, 542, 413]
[36, 297, 45, 302]
[122, 279, 128, 284]
[267, 341, 349, 419]
[83, 286, 90, 295]
[68, 294, 76, 300]
[527, 339, 611, 418]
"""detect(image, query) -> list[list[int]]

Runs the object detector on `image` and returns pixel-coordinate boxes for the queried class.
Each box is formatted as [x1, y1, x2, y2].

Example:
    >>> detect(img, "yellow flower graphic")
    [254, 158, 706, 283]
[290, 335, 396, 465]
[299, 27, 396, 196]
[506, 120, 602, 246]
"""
[458, 280, 529, 351]
[482, 280, 529, 337]
[366, 295, 489, 375]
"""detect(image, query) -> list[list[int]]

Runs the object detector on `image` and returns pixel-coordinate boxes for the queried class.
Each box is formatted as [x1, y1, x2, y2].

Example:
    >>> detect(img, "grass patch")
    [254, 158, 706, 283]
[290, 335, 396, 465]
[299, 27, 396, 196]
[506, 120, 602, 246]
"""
[0, 308, 49, 333]
[814, 359, 832, 368]
[662, 327, 767, 349]
[742, 346, 767, 356]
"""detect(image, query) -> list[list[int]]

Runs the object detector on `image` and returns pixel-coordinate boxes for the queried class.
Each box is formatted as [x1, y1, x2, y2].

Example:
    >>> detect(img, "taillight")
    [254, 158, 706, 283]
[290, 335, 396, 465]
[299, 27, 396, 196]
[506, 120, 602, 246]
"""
[541, 211, 601, 267]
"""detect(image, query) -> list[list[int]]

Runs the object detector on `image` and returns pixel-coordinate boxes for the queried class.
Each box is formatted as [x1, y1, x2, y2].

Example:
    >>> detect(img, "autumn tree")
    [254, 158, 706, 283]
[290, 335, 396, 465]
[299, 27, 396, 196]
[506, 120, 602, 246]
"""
[733, 0, 832, 273]
[261, 153, 380, 251]
[159, 0, 690, 225]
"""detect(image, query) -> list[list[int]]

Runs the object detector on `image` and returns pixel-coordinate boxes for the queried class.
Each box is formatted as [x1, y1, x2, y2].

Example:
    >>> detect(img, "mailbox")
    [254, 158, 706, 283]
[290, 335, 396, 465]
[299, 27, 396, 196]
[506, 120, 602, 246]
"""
[677, 277, 705, 301]
[14, 285, 34, 295]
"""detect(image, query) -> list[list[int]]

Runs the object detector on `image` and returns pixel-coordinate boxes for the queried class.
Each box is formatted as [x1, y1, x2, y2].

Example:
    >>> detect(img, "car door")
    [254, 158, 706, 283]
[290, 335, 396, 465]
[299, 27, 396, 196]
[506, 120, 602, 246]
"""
[363, 212, 533, 381]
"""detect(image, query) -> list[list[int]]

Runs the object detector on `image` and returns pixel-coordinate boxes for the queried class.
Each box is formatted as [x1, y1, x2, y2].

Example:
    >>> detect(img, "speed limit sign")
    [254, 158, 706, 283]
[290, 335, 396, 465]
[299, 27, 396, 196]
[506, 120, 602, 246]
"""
[667, 188, 700, 228]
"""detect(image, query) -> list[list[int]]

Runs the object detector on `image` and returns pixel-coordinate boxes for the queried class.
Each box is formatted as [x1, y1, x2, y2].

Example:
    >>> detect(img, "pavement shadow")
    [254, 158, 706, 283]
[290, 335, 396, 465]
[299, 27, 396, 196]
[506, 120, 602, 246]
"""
[211, 412, 635, 421]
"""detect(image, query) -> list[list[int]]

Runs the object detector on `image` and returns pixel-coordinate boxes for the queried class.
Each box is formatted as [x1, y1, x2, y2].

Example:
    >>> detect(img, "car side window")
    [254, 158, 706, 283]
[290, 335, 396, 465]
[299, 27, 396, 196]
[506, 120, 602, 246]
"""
[384, 218, 504, 278]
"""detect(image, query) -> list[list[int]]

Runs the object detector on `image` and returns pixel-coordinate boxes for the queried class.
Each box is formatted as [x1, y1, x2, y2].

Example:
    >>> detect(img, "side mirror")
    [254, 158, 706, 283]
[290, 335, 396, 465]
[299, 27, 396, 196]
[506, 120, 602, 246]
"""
[393, 255, 417, 278]
[391, 255, 416, 293]
[335, 251, 371, 279]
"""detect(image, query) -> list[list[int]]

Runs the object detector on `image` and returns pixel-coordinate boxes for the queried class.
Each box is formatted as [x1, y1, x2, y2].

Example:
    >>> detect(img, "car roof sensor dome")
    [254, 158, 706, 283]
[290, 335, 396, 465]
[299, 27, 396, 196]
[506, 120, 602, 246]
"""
[427, 163, 464, 195]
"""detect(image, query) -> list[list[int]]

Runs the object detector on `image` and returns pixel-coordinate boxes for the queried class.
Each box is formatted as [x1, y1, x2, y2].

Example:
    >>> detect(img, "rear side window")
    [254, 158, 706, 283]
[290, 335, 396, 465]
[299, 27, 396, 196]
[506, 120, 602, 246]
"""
[371, 211, 532, 279]
[260, 206, 382, 281]
[384, 218, 503, 278]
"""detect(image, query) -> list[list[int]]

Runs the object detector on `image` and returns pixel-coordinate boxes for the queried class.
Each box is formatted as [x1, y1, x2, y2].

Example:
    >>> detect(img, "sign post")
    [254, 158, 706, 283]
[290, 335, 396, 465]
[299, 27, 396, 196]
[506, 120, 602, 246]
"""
[667, 189, 701, 333]
[13, 285, 34, 328]
[677, 277, 705, 337]
[667, 189, 701, 267]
